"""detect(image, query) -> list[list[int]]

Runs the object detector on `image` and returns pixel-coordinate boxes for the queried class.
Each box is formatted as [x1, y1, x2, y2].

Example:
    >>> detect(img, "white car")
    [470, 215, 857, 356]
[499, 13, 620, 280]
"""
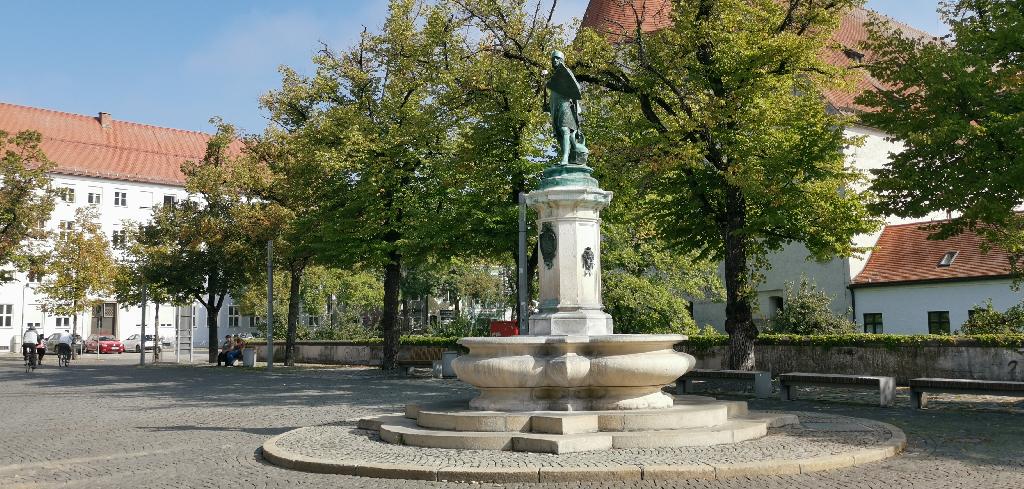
[123, 334, 164, 352]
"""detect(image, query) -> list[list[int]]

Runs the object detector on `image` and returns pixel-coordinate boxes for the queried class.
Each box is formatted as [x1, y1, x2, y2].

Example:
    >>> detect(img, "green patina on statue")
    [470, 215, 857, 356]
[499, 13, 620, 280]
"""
[540, 50, 598, 189]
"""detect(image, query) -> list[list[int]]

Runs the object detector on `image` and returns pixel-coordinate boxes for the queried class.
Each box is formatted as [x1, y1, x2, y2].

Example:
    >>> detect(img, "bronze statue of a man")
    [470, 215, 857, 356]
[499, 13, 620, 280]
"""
[546, 50, 589, 166]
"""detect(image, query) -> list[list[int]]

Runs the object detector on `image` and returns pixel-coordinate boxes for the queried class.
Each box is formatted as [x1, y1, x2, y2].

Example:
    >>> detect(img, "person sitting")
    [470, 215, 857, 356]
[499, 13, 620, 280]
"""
[57, 330, 74, 361]
[224, 335, 245, 366]
[35, 334, 46, 365]
[216, 334, 232, 366]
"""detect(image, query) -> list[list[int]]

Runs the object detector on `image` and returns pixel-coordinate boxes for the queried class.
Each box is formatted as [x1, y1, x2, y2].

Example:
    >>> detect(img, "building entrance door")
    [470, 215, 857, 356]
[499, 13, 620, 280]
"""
[93, 302, 117, 337]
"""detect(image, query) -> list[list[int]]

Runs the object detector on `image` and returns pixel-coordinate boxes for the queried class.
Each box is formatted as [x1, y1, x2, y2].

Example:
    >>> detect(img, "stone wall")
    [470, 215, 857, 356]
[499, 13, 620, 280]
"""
[685, 345, 1024, 384]
[253, 342, 446, 366]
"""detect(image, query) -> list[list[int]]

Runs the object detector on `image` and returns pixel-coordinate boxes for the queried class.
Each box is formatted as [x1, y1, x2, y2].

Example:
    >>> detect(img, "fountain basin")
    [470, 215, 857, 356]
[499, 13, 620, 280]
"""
[452, 335, 694, 411]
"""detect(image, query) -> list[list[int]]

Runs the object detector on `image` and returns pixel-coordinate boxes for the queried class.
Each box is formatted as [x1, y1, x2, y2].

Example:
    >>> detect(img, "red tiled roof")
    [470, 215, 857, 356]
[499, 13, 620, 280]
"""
[851, 221, 1014, 286]
[0, 102, 227, 186]
[580, 1, 938, 114]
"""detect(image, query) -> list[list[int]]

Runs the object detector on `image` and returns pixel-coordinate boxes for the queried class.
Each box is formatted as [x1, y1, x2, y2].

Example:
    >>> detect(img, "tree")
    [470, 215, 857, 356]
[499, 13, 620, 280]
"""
[37, 207, 115, 337]
[0, 130, 55, 281]
[131, 121, 264, 362]
[239, 127, 333, 365]
[859, 0, 1024, 269]
[765, 278, 857, 335]
[261, 0, 479, 369]
[958, 299, 1024, 334]
[460, 0, 880, 369]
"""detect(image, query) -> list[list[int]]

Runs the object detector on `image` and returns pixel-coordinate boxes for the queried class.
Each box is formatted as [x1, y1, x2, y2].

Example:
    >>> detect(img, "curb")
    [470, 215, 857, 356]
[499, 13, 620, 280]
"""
[261, 420, 907, 483]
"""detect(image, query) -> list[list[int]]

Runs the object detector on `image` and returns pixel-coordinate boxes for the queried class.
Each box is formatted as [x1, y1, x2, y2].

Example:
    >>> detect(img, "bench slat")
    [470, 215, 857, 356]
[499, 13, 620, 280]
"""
[909, 378, 1024, 392]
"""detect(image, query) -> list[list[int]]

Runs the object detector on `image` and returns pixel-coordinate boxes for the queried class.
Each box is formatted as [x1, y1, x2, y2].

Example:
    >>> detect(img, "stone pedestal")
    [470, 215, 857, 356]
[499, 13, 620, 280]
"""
[526, 167, 613, 336]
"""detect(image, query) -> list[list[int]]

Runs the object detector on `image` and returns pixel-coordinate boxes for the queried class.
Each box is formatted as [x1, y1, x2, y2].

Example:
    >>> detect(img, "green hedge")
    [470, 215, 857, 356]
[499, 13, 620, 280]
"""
[246, 335, 462, 349]
[683, 333, 1024, 351]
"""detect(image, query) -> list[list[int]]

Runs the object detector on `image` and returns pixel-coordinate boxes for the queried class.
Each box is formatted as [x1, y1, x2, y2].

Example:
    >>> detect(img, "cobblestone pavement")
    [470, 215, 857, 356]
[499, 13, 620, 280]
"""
[1, 355, 1023, 488]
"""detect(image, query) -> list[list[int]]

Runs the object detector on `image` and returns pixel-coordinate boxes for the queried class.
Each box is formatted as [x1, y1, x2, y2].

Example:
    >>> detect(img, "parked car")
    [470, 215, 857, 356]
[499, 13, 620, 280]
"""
[45, 333, 84, 354]
[123, 334, 164, 352]
[84, 335, 125, 354]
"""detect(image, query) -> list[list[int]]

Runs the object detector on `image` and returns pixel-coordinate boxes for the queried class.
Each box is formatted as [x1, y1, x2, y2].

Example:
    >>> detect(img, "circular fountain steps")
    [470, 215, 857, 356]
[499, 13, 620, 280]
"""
[262, 410, 906, 482]
[356, 396, 797, 454]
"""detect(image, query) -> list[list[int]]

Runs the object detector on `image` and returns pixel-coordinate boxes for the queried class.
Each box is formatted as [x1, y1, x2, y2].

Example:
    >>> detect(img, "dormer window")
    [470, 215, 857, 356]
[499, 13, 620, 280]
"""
[937, 251, 958, 267]
[843, 48, 864, 63]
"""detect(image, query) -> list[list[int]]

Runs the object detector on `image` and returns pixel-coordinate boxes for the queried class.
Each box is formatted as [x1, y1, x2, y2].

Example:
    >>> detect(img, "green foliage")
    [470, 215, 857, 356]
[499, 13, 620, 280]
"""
[0, 130, 55, 282]
[958, 299, 1024, 335]
[766, 278, 856, 335]
[37, 207, 115, 332]
[859, 0, 1024, 271]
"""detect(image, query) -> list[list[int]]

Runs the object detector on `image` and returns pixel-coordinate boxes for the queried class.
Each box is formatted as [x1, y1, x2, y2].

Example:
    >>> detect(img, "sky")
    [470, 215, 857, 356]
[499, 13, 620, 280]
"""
[0, 1, 949, 135]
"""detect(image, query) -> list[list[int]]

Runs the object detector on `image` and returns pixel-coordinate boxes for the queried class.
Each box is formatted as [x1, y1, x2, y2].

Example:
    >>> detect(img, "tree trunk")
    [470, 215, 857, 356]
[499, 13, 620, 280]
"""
[207, 291, 219, 363]
[153, 302, 160, 362]
[722, 187, 757, 370]
[285, 260, 306, 366]
[381, 251, 402, 370]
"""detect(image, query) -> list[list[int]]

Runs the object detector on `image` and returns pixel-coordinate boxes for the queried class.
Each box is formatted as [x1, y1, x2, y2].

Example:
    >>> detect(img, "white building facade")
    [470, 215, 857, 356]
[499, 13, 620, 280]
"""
[0, 102, 253, 351]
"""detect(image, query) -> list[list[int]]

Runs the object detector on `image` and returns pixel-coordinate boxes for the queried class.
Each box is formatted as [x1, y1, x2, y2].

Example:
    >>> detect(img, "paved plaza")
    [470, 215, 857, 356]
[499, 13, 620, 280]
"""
[1, 354, 1023, 488]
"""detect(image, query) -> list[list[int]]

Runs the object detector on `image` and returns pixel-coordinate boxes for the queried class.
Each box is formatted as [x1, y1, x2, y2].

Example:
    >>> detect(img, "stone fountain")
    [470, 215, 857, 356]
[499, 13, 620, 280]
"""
[261, 51, 905, 478]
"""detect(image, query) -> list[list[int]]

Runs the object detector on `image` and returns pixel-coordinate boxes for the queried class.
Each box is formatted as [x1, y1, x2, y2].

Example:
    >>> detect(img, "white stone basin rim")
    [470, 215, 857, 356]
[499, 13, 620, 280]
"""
[452, 334, 696, 411]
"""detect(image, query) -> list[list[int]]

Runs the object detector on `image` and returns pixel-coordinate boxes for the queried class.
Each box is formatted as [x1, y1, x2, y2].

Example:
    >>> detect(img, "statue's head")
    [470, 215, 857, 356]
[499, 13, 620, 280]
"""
[550, 50, 565, 66]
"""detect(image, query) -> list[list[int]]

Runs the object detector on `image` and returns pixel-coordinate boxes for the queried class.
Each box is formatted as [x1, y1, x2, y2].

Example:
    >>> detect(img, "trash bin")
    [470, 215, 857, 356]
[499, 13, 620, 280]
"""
[431, 360, 443, 378]
[242, 348, 256, 367]
[441, 351, 458, 378]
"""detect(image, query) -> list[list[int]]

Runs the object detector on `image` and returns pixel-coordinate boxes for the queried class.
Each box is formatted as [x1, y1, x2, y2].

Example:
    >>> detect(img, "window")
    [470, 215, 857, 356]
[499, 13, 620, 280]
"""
[863, 313, 883, 334]
[163, 195, 177, 206]
[843, 48, 865, 63]
[249, 316, 260, 328]
[27, 271, 42, 283]
[114, 191, 128, 207]
[57, 186, 75, 203]
[58, 221, 73, 240]
[87, 187, 102, 205]
[112, 228, 127, 248]
[928, 311, 951, 335]
[228, 306, 240, 328]
[0, 305, 11, 327]
[938, 251, 958, 267]
[307, 315, 320, 327]
[25, 322, 40, 330]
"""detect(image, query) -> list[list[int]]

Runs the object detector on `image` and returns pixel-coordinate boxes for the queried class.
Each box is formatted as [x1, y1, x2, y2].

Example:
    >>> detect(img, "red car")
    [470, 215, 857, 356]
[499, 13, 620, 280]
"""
[84, 335, 125, 354]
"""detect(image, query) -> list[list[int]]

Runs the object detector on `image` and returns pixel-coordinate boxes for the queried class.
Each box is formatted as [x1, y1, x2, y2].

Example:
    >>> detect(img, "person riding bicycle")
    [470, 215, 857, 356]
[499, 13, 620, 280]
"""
[57, 329, 74, 360]
[22, 325, 39, 362]
[35, 333, 47, 365]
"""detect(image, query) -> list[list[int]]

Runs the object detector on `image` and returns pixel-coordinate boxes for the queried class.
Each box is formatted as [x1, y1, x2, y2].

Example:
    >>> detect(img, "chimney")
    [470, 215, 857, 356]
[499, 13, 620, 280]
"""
[98, 112, 112, 128]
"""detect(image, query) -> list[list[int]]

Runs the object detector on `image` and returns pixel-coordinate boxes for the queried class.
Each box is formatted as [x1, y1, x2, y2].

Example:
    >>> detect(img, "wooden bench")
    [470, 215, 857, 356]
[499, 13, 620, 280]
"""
[909, 378, 1024, 409]
[779, 373, 896, 407]
[677, 369, 772, 398]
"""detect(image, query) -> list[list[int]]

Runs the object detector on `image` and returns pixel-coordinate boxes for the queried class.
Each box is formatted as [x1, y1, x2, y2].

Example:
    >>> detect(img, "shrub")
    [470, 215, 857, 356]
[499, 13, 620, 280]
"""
[958, 299, 1024, 334]
[766, 278, 856, 335]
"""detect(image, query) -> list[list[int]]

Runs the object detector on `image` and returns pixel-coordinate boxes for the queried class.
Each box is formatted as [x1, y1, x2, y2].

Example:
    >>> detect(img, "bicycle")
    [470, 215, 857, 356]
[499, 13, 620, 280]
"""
[24, 348, 37, 373]
[58, 345, 72, 368]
